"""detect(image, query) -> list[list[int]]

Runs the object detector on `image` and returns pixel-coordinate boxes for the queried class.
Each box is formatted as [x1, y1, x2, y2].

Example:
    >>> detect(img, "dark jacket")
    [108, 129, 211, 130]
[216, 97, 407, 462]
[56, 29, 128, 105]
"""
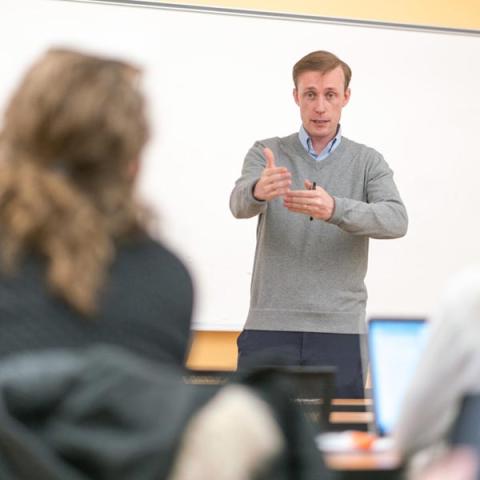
[0, 346, 214, 480]
[0, 346, 333, 480]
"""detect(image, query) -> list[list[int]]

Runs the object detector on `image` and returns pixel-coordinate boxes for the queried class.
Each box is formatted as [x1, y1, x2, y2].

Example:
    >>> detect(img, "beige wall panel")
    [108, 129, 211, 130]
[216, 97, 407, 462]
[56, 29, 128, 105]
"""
[162, 0, 480, 30]
[187, 331, 239, 370]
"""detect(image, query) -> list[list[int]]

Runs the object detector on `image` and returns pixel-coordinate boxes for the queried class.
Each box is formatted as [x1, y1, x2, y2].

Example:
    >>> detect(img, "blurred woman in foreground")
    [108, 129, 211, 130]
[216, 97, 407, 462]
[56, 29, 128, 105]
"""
[0, 48, 193, 365]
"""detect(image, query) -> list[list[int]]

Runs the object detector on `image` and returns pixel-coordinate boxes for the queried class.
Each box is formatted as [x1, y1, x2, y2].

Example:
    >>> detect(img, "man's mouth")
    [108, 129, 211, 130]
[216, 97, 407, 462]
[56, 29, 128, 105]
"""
[312, 119, 329, 125]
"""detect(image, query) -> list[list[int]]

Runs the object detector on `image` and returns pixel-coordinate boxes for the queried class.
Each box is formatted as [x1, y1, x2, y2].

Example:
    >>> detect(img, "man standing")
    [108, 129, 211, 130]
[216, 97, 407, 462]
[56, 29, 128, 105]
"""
[229, 50, 408, 397]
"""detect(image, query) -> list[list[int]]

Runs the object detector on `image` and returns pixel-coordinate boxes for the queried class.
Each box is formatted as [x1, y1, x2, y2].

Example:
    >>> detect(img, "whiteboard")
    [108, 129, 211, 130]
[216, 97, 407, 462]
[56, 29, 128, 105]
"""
[1, 0, 479, 330]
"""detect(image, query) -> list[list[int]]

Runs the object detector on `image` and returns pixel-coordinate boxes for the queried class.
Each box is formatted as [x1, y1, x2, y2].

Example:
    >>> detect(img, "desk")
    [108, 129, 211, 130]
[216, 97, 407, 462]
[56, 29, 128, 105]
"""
[324, 398, 403, 478]
[325, 451, 403, 480]
[330, 411, 374, 425]
[184, 378, 401, 477]
[329, 398, 373, 432]
[332, 398, 373, 407]
[325, 450, 401, 471]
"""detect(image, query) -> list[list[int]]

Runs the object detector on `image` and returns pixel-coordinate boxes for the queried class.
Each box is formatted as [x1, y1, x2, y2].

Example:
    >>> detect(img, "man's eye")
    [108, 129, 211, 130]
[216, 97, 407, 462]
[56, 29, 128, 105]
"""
[305, 92, 315, 99]
[326, 92, 336, 100]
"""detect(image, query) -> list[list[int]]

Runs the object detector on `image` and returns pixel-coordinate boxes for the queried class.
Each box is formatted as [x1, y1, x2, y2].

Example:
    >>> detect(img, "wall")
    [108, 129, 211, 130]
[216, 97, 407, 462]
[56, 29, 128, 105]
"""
[0, 0, 479, 370]
[185, 0, 480, 370]
[187, 331, 239, 370]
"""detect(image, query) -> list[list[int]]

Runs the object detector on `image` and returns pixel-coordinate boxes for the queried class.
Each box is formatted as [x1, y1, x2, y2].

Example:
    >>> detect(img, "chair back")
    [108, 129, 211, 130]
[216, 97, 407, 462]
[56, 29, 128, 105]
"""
[449, 393, 480, 480]
[185, 366, 336, 431]
[270, 365, 336, 432]
[450, 394, 480, 446]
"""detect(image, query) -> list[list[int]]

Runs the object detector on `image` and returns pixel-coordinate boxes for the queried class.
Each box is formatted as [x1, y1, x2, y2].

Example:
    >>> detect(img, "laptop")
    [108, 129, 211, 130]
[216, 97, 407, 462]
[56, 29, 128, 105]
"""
[368, 317, 431, 437]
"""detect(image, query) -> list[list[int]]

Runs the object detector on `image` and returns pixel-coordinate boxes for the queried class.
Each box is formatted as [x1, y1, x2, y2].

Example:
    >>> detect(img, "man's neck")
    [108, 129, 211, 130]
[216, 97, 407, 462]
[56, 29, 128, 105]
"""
[309, 123, 341, 154]
[311, 135, 335, 155]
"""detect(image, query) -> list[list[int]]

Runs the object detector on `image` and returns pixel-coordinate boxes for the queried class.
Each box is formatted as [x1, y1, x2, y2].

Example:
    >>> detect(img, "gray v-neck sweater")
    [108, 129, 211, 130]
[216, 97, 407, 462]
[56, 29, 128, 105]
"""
[230, 133, 408, 334]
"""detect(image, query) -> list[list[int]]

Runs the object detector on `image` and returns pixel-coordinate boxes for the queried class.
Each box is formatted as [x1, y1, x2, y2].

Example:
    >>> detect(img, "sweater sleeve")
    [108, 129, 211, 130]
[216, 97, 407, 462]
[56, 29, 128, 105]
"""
[328, 153, 408, 239]
[229, 141, 268, 219]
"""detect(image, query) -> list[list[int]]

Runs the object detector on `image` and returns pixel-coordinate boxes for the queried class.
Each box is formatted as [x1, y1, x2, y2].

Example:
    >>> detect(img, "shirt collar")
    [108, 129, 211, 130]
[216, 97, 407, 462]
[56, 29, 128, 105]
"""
[298, 124, 342, 161]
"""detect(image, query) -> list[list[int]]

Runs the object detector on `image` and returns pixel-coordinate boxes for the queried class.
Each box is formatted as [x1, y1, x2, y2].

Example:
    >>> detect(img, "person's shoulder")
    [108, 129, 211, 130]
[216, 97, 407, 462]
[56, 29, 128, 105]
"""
[116, 234, 192, 279]
[253, 133, 297, 149]
[430, 265, 480, 348]
[118, 233, 168, 257]
[442, 265, 480, 307]
[341, 136, 383, 159]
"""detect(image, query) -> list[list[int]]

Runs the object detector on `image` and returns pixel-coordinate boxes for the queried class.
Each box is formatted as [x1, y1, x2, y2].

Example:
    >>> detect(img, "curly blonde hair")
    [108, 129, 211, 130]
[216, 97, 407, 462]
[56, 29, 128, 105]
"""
[0, 48, 149, 315]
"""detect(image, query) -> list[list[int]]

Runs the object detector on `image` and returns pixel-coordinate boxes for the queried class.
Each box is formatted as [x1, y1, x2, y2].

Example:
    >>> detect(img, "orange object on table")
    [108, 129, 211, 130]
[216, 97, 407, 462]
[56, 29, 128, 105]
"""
[350, 431, 377, 450]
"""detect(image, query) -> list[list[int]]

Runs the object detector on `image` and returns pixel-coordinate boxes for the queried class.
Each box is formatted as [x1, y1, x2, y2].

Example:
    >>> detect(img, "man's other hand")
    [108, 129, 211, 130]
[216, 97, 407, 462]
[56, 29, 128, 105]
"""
[283, 180, 335, 220]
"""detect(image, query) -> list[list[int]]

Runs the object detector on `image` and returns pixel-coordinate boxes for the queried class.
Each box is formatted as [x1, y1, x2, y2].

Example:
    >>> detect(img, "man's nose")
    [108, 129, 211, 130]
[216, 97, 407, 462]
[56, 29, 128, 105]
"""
[314, 96, 326, 113]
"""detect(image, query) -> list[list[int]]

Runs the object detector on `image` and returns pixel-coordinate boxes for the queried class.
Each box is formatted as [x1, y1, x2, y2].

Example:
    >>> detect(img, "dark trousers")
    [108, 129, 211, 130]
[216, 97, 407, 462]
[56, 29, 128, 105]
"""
[237, 329, 365, 398]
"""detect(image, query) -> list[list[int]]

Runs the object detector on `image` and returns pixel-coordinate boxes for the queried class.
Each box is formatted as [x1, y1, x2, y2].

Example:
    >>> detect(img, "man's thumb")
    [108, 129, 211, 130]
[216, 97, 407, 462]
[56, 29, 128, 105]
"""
[263, 147, 276, 169]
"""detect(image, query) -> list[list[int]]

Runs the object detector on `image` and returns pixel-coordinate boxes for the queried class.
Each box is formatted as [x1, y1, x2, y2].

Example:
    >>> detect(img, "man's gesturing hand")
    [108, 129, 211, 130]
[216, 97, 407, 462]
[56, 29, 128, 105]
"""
[284, 180, 335, 221]
[253, 147, 291, 201]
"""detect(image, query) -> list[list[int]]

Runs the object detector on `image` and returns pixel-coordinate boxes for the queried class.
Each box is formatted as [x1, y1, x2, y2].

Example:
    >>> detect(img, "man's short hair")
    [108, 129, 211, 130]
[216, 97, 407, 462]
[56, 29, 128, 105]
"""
[292, 50, 352, 91]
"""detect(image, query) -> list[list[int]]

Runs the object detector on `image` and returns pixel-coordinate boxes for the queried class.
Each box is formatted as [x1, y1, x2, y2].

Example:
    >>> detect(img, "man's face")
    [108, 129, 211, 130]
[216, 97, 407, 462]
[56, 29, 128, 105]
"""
[293, 66, 350, 150]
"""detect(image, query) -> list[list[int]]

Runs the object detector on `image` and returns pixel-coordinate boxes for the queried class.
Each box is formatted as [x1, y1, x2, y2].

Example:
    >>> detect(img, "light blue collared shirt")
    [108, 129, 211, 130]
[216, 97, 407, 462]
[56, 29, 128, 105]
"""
[298, 124, 342, 161]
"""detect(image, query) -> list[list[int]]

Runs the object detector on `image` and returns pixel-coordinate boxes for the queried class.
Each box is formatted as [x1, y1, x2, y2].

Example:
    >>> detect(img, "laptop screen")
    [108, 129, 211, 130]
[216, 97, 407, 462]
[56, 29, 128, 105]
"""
[368, 318, 430, 436]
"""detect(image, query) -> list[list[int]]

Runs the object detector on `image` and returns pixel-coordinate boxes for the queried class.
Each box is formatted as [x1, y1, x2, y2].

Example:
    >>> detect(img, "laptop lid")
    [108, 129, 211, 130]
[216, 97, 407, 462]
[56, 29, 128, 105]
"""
[368, 317, 430, 436]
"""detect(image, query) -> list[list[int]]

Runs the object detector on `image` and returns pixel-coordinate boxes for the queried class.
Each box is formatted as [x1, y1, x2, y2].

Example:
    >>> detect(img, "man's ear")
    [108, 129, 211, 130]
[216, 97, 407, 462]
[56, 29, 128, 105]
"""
[343, 87, 351, 107]
[128, 157, 141, 180]
[293, 88, 300, 106]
